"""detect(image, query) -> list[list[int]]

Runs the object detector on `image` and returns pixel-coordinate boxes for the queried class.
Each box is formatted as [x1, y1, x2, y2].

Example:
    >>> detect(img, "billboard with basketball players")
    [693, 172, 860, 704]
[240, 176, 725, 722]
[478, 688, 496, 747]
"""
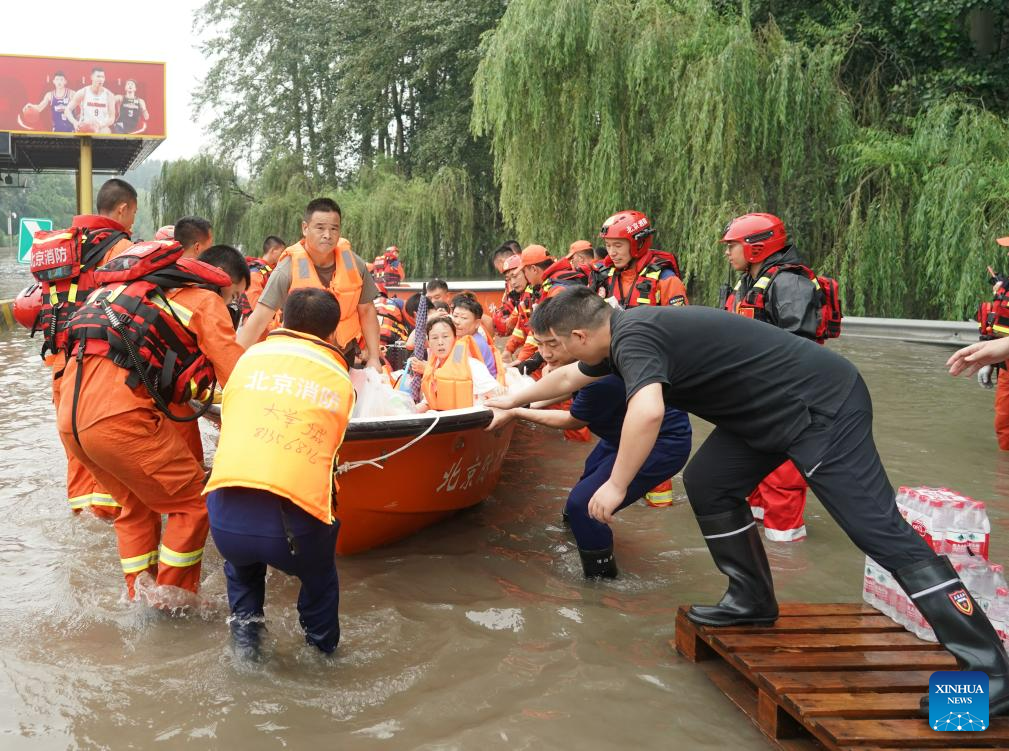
[0, 54, 165, 138]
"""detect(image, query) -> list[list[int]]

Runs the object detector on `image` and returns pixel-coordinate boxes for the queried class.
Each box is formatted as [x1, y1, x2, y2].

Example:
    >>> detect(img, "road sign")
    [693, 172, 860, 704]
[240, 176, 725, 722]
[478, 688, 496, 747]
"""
[17, 217, 52, 264]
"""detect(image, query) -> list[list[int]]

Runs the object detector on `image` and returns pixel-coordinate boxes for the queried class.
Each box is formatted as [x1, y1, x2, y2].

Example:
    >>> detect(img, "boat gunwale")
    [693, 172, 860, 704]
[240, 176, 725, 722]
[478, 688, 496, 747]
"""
[203, 404, 494, 441]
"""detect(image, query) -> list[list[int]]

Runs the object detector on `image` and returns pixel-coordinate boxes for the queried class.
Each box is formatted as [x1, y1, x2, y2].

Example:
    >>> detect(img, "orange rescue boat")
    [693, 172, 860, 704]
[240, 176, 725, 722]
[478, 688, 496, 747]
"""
[205, 406, 515, 554]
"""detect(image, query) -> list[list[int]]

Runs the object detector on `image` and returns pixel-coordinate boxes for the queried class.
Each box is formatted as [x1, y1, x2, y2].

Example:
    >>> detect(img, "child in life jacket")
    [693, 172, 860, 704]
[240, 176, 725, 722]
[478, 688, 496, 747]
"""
[415, 317, 502, 411]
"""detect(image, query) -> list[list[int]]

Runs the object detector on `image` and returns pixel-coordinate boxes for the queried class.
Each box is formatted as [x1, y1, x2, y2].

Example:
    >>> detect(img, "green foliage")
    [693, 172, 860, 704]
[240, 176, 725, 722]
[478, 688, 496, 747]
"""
[150, 156, 250, 245]
[837, 100, 1009, 318]
[149, 156, 491, 276]
[473, 0, 854, 304]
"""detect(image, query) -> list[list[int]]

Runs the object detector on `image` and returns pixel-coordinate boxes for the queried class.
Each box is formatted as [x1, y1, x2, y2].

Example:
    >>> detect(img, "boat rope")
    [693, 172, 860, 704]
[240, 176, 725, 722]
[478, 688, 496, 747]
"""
[335, 413, 442, 475]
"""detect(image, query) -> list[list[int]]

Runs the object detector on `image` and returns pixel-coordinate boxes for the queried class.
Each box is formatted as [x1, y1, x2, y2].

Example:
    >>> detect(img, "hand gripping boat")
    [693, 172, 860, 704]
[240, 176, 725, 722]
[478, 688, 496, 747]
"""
[204, 406, 515, 554]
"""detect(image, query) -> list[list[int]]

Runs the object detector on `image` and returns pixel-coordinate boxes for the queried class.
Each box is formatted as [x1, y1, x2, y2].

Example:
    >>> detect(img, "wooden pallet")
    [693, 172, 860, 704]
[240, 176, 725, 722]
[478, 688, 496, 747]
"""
[673, 603, 1009, 750]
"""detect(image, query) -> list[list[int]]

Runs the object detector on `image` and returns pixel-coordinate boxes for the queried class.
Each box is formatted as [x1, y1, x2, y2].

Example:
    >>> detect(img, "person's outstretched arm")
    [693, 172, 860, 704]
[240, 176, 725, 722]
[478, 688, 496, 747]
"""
[485, 361, 598, 409]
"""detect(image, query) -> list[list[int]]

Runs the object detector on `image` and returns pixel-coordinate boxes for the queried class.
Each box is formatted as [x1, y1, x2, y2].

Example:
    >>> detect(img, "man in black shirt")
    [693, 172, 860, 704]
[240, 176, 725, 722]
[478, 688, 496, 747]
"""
[488, 286, 1009, 716]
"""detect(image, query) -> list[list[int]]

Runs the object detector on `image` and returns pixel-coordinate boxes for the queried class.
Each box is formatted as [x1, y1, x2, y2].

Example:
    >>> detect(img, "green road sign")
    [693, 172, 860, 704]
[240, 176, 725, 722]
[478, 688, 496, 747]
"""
[17, 217, 53, 264]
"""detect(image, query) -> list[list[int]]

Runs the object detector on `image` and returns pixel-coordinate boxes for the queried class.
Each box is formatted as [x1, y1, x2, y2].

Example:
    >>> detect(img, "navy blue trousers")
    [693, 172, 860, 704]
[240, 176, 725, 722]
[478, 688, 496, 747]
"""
[566, 436, 691, 550]
[207, 487, 341, 653]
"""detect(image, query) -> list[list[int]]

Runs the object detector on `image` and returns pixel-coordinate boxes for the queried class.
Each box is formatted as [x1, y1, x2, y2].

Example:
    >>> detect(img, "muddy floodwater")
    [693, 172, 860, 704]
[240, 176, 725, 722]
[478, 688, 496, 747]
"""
[1, 267, 1006, 749]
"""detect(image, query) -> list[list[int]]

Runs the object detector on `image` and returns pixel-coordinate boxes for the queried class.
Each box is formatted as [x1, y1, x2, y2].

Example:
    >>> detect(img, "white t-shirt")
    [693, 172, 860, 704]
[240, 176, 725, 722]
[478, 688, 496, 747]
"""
[468, 357, 501, 399]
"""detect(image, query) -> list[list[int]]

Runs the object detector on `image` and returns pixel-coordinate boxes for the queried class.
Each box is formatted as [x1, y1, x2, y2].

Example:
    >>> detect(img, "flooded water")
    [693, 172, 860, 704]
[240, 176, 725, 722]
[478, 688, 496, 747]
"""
[1, 318, 1006, 750]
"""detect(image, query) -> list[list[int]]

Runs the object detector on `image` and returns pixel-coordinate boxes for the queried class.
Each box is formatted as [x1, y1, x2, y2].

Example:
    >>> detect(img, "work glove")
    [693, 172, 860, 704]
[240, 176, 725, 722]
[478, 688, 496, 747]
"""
[978, 364, 996, 389]
[513, 353, 544, 376]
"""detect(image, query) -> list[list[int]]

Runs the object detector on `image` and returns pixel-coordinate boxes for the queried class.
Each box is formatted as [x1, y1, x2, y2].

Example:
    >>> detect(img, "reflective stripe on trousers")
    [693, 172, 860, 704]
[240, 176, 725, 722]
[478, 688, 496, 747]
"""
[159, 544, 204, 568]
[121, 550, 159, 574]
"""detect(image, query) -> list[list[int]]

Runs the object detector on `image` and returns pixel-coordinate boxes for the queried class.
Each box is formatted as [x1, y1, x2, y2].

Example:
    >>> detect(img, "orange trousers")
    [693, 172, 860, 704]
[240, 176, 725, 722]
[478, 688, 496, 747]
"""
[996, 366, 1009, 451]
[52, 372, 121, 520]
[749, 460, 808, 542]
[60, 407, 209, 597]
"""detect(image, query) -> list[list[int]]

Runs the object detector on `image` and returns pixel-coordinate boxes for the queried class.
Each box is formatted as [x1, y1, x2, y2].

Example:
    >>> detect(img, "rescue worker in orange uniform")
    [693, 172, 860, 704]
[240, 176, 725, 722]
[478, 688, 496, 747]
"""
[174, 216, 214, 258]
[382, 246, 405, 285]
[975, 236, 1009, 450]
[40, 179, 137, 520]
[594, 210, 687, 308]
[417, 317, 501, 411]
[206, 288, 355, 657]
[498, 254, 525, 348]
[237, 198, 382, 371]
[56, 242, 248, 602]
[242, 235, 285, 318]
[720, 213, 824, 542]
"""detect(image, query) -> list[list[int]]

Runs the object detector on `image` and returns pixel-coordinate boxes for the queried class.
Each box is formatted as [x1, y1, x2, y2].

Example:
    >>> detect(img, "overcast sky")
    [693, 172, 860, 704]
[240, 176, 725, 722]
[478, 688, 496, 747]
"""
[6, 0, 211, 161]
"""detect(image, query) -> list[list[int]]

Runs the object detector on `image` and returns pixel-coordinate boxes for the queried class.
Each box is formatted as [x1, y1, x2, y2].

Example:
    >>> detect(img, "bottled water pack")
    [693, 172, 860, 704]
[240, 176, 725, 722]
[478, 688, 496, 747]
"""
[861, 486, 1005, 647]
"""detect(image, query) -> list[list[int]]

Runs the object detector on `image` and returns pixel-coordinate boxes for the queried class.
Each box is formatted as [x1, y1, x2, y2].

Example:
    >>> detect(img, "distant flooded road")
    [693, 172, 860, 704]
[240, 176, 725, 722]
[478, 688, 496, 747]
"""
[1, 262, 1005, 748]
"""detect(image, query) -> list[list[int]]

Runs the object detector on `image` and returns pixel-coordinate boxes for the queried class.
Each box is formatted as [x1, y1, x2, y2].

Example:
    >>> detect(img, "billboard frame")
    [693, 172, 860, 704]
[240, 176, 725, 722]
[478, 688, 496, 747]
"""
[0, 52, 167, 140]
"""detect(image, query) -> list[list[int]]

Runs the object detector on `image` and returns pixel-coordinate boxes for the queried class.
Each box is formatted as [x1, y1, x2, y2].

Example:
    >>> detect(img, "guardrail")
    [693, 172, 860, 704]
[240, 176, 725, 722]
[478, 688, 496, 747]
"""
[841, 316, 977, 347]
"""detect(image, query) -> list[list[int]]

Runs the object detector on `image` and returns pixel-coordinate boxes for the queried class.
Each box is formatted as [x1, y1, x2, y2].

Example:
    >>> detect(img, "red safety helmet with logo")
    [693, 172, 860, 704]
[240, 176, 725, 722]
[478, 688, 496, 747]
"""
[598, 210, 655, 258]
[720, 213, 787, 264]
[13, 283, 43, 330]
[385, 245, 399, 259]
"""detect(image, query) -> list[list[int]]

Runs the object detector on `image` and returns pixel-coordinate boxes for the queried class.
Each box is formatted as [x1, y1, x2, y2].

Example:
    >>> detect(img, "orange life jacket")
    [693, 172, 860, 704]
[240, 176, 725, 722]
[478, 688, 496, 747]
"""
[594, 250, 682, 308]
[421, 336, 484, 410]
[205, 329, 355, 524]
[274, 242, 364, 350]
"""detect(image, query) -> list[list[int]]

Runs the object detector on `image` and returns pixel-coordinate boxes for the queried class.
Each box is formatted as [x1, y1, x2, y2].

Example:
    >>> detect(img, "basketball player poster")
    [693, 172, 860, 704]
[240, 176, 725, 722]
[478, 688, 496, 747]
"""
[0, 54, 165, 138]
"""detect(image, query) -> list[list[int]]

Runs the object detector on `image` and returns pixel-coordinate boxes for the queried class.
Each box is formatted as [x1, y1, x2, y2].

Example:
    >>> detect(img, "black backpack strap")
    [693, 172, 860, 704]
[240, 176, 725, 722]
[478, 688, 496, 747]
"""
[81, 230, 129, 270]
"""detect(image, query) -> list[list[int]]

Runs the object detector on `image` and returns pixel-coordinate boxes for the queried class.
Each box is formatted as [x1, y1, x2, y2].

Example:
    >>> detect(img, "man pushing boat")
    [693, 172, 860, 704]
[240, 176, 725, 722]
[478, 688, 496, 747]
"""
[487, 285, 1009, 716]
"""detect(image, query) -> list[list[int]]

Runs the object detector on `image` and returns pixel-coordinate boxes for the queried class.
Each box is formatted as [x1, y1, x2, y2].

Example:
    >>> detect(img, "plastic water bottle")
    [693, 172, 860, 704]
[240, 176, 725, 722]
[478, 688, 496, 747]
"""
[970, 501, 992, 559]
[930, 500, 952, 554]
[993, 588, 1009, 648]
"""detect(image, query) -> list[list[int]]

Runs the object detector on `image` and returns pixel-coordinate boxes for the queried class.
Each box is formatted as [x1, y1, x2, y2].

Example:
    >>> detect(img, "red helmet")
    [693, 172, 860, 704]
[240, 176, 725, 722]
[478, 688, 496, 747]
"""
[385, 245, 399, 258]
[13, 283, 42, 330]
[720, 213, 787, 263]
[599, 210, 655, 258]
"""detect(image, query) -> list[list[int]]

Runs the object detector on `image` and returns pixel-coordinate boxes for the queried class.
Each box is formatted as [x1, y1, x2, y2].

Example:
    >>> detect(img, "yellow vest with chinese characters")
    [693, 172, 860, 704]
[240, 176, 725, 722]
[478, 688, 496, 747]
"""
[206, 329, 355, 523]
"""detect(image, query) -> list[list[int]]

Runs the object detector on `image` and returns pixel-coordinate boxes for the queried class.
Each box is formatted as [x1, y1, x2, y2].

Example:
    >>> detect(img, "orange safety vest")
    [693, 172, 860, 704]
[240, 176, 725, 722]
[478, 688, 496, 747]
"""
[205, 329, 356, 523]
[274, 242, 364, 350]
[420, 336, 484, 410]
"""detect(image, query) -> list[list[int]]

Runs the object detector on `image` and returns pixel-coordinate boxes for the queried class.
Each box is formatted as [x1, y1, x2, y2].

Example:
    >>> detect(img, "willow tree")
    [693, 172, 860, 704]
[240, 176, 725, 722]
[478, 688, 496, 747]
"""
[472, 0, 856, 303]
[338, 164, 481, 277]
[837, 100, 1009, 318]
[149, 156, 251, 244]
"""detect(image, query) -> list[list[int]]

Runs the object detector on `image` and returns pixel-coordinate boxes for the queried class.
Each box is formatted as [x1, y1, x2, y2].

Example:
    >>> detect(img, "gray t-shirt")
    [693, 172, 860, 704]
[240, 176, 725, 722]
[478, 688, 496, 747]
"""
[257, 251, 379, 312]
[578, 306, 858, 452]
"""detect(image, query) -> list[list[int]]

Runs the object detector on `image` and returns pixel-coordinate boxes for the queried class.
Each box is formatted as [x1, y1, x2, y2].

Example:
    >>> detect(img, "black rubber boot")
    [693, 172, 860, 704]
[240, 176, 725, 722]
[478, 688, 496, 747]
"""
[230, 616, 266, 661]
[895, 555, 1009, 717]
[579, 547, 618, 579]
[686, 506, 778, 627]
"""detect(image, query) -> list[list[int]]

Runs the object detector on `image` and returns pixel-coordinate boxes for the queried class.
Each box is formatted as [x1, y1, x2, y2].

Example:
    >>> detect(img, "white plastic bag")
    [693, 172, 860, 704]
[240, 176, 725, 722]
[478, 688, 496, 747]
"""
[504, 368, 536, 395]
[350, 367, 419, 418]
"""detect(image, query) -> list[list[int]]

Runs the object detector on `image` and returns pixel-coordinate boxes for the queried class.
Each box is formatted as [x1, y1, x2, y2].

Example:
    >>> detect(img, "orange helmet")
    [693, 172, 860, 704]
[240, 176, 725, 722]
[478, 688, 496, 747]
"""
[502, 254, 521, 273]
[997, 236, 1009, 248]
[720, 213, 787, 264]
[598, 210, 655, 258]
[13, 283, 42, 330]
[519, 244, 552, 269]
